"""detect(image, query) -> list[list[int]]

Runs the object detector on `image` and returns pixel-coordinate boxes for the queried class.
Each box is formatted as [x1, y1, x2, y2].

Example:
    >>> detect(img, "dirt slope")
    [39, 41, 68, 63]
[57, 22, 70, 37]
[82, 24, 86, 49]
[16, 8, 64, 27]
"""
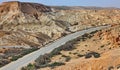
[45, 49, 120, 70]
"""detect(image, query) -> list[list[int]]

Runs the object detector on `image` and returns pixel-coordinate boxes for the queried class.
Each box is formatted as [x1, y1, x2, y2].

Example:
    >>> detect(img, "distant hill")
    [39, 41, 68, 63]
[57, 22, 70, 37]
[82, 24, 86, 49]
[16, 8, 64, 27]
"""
[51, 6, 120, 10]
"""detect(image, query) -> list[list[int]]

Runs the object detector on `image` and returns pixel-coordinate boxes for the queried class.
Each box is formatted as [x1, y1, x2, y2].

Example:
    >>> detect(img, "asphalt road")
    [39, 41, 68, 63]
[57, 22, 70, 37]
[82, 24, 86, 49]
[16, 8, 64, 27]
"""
[0, 25, 110, 70]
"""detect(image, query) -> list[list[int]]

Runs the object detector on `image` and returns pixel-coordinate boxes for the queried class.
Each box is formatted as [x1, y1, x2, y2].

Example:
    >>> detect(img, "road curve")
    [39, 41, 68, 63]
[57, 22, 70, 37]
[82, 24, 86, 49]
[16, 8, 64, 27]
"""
[0, 25, 110, 70]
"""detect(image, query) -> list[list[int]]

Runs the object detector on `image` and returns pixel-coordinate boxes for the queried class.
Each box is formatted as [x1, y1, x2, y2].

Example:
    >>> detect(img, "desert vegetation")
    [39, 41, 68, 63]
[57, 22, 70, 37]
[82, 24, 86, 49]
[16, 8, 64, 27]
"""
[0, 47, 38, 67]
[84, 51, 100, 59]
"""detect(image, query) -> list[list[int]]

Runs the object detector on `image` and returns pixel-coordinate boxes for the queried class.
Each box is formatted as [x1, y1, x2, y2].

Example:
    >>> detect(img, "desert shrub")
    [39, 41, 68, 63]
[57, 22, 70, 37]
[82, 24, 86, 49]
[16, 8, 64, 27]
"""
[109, 47, 111, 50]
[85, 53, 92, 59]
[69, 52, 72, 54]
[65, 56, 71, 62]
[87, 50, 90, 51]
[117, 64, 120, 69]
[80, 37, 86, 41]
[11, 48, 38, 61]
[108, 66, 114, 70]
[61, 43, 75, 51]
[81, 50, 84, 52]
[82, 33, 93, 39]
[85, 52, 100, 59]
[50, 41, 75, 57]
[76, 38, 81, 41]
[82, 33, 89, 38]
[22, 48, 38, 55]
[73, 52, 78, 55]
[77, 54, 84, 57]
[93, 52, 100, 58]
[35, 54, 51, 67]
[85, 45, 88, 47]
[0, 60, 9, 67]
[61, 55, 67, 57]
[50, 48, 61, 57]
[61, 55, 71, 62]
[11, 55, 22, 61]
[48, 62, 65, 67]
[21, 67, 26, 70]
[21, 63, 36, 70]
[100, 45, 105, 48]
[61, 33, 67, 36]
[91, 24, 96, 26]
[90, 30, 98, 34]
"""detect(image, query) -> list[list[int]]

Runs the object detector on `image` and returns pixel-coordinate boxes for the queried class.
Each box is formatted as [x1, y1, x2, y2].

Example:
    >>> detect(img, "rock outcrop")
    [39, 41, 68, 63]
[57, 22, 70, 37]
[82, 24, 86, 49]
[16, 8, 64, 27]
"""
[0, 1, 64, 47]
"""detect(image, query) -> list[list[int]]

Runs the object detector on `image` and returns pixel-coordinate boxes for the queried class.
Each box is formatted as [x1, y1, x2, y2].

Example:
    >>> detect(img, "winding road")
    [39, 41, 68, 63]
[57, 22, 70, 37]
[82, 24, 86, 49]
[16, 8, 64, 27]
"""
[0, 25, 110, 70]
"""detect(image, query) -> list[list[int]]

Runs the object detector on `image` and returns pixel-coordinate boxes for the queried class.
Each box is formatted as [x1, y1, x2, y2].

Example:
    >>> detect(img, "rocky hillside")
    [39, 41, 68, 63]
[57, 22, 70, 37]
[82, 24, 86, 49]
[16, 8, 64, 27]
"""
[0, 1, 120, 47]
[0, 1, 64, 47]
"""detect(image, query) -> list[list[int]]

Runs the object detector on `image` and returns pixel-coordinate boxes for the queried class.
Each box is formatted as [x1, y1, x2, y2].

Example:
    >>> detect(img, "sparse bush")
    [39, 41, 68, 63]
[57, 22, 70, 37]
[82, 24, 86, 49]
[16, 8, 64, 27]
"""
[85, 52, 100, 59]
[61, 43, 75, 51]
[108, 66, 114, 70]
[0, 60, 9, 67]
[93, 52, 100, 58]
[11, 55, 22, 61]
[90, 30, 98, 34]
[98, 48, 100, 50]
[85, 45, 88, 47]
[81, 50, 84, 52]
[100, 45, 105, 48]
[61, 55, 67, 57]
[62, 33, 67, 36]
[50, 48, 61, 57]
[61, 55, 71, 62]
[11, 48, 38, 61]
[48, 62, 65, 67]
[85, 53, 92, 59]
[82, 33, 93, 39]
[77, 54, 84, 57]
[73, 52, 78, 55]
[82, 33, 89, 38]
[21, 67, 26, 70]
[69, 52, 72, 54]
[21, 63, 36, 70]
[22, 48, 38, 55]
[65, 56, 71, 62]
[117, 64, 120, 69]
[35, 54, 51, 67]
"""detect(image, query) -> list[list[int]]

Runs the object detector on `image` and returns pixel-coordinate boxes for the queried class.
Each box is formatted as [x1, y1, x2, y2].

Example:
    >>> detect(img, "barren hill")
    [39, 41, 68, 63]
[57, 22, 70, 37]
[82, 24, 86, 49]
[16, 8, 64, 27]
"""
[0, 1, 63, 47]
[0, 1, 52, 27]
[0, 1, 51, 15]
[0, 1, 120, 48]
